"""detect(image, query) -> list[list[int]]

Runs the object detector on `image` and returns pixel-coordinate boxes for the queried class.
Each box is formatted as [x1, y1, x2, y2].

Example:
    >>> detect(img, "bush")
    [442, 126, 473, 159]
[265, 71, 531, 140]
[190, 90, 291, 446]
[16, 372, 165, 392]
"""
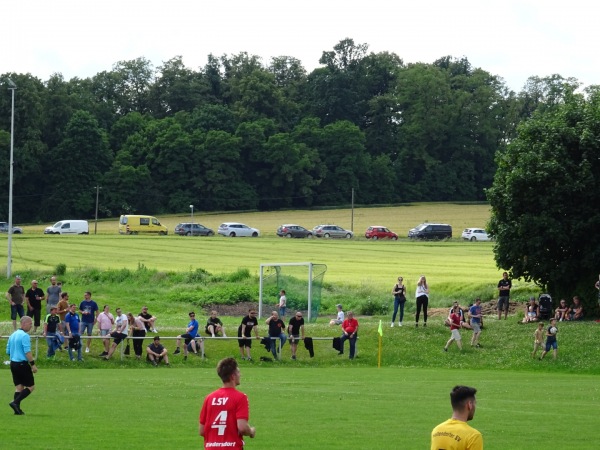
[357, 297, 389, 315]
[55, 263, 67, 276]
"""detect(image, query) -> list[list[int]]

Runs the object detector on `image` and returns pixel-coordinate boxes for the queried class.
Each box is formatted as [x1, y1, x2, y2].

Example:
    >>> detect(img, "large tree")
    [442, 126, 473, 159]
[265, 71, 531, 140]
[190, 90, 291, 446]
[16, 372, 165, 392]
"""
[487, 86, 600, 311]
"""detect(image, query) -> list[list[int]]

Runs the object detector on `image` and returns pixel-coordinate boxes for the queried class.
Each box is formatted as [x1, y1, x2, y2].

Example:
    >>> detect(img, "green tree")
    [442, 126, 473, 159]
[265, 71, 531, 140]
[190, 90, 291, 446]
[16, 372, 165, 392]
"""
[46, 110, 112, 218]
[487, 86, 600, 311]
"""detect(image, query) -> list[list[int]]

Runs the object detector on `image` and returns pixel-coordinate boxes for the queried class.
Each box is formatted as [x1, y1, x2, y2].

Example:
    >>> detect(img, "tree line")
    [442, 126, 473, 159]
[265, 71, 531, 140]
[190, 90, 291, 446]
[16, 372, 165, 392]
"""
[0, 38, 583, 222]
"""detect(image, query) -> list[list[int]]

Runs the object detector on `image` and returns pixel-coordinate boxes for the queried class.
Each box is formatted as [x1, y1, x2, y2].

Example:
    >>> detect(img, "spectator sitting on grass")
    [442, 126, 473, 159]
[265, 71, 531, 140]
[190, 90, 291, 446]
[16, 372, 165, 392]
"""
[329, 304, 344, 326]
[147, 336, 169, 366]
[554, 299, 569, 321]
[522, 297, 539, 323]
[567, 296, 584, 321]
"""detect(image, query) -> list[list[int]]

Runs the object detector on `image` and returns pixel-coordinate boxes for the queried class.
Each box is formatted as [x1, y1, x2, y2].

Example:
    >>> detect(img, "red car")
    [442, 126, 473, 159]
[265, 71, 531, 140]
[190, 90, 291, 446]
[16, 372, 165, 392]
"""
[365, 226, 398, 240]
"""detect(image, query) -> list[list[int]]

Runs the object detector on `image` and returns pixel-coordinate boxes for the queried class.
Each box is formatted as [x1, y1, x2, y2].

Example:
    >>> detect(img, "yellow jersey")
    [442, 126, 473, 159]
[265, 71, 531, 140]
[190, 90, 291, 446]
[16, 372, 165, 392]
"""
[431, 418, 483, 450]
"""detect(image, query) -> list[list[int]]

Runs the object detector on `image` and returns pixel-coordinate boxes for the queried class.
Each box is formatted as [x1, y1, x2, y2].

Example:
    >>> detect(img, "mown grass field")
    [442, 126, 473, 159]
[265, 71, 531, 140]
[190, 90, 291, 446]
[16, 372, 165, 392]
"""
[1, 365, 598, 450]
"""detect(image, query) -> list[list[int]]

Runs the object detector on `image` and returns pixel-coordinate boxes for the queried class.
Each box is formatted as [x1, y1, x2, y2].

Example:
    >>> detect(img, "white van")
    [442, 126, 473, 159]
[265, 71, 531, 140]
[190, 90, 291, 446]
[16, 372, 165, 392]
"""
[44, 220, 89, 235]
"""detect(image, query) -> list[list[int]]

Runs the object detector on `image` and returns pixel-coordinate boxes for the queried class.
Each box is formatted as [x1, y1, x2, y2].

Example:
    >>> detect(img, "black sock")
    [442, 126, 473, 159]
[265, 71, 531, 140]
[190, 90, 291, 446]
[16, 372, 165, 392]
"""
[15, 388, 31, 404]
[14, 392, 19, 401]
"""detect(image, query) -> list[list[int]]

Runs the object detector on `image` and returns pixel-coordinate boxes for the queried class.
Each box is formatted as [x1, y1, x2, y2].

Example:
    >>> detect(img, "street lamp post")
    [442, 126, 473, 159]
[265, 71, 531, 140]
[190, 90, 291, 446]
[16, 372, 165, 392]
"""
[7, 78, 16, 279]
[189, 204, 194, 232]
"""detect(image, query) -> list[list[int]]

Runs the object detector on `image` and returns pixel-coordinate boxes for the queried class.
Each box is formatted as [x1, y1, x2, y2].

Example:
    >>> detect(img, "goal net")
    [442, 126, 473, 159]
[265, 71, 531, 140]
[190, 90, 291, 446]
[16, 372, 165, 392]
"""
[259, 262, 327, 322]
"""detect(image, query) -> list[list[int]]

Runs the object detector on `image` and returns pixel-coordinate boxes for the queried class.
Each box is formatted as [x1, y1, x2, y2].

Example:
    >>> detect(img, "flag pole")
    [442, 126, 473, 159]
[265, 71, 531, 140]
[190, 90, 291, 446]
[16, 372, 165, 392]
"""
[377, 320, 383, 368]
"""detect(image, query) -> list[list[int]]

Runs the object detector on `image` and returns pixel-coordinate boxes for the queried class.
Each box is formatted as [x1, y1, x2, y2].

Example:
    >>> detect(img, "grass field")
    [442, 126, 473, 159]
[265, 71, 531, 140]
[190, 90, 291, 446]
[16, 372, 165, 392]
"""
[0, 203, 599, 448]
[1, 366, 598, 450]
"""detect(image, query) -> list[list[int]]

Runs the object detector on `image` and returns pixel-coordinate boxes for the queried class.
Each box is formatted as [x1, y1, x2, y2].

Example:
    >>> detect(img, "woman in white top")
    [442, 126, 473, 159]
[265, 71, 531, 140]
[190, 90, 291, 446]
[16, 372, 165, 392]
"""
[329, 304, 345, 326]
[415, 275, 429, 327]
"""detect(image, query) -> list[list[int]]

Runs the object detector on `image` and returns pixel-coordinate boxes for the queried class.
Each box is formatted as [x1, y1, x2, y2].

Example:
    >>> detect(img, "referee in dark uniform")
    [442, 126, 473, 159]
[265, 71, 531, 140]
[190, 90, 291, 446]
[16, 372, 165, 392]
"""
[6, 316, 38, 415]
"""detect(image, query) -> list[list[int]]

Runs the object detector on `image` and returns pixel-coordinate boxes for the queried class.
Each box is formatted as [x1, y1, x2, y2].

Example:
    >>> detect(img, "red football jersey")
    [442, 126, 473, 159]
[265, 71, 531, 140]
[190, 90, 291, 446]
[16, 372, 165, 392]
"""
[200, 387, 250, 449]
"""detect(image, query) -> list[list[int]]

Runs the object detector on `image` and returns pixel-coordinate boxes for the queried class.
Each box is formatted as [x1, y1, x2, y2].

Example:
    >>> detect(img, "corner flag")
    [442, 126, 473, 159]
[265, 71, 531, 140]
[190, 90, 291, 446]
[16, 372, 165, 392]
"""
[377, 320, 383, 368]
[378, 320, 383, 336]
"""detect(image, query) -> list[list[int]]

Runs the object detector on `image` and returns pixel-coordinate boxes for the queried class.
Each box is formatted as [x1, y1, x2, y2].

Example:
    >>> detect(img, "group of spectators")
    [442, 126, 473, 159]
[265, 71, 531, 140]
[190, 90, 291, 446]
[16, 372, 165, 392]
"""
[522, 295, 584, 323]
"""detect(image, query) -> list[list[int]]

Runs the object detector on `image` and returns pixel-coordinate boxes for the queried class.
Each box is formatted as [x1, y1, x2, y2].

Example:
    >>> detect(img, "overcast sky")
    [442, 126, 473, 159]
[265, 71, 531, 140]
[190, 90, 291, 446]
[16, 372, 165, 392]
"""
[3, 0, 598, 92]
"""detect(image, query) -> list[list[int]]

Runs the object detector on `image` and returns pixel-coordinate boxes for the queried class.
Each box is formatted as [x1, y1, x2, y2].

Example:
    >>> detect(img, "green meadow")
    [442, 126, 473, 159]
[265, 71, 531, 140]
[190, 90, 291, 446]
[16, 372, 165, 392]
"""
[1, 203, 598, 449]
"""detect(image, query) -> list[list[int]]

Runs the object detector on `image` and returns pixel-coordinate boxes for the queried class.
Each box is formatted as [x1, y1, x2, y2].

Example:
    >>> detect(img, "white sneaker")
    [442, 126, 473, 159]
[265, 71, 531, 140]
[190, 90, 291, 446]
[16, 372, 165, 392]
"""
[398, 322, 403, 327]
[390, 322, 394, 327]
[85, 347, 90, 353]
[152, 328, 158, 333]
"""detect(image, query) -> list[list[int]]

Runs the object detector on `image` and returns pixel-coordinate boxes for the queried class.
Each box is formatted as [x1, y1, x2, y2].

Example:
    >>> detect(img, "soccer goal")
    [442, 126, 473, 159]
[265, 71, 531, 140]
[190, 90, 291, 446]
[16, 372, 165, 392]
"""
[259, 262, 327, 322]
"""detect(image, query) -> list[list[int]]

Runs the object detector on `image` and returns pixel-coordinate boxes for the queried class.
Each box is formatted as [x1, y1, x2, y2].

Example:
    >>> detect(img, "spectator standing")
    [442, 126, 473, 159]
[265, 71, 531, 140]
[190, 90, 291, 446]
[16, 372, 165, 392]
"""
[539, 319, 558, 360]
[444, 304, 463, 352]
[237, 310, 260, 361]
[46, 276, 62, 314]
[7, 316, 38, 416]
[531, 322, 544, 358]
[79, 291, 99, 353]
[128, 312, 146, 359]
[497, 272, 512, 320]
[329, 304, 345, 326]
[199, 357, 256, 448]
[430, 385, 483, 450]
[42, 306, 62, 358]
[174, 311, 202, 359]
[415, 275, 429, 327]
[64, 304, 83, 361]
[57, 292, 70, 339]
[139, 306, 158, 333]
[266, 311, 286, 359]
[104, 308, 129, 360]
[278, 289, 287, 317]
[206, 310, 226, 337]
[469, 298, 483, 348]
[391, 276, 407, 327]
[147, 336, 169, 366]
[96, 305, 114, 356]
[287, 311, 305, 360]
[25, 280, 45, 333]
[6, 275, 25, 331]
[339, 311, 359, 359]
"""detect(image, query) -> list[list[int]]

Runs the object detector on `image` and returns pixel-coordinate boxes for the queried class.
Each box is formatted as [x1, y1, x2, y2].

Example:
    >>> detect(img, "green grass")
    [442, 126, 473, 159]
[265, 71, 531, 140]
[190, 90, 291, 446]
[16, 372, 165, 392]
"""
[1, 365, 598, 449]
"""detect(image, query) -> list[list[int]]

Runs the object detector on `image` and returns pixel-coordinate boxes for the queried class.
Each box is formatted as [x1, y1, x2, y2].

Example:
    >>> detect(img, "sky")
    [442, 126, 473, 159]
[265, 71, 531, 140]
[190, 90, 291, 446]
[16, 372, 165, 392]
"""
[2, 0, 599, 92]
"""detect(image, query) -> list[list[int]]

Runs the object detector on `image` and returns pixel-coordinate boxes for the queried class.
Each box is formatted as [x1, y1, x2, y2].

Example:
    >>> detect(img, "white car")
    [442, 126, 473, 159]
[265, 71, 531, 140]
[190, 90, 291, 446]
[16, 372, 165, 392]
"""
[218, 222, 260, 237]
[461, 228, 491, 241]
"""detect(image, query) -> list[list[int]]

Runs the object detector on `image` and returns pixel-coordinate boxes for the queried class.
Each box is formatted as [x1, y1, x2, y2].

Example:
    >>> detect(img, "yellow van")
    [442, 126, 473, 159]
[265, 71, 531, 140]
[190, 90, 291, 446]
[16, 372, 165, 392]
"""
[118, 215, 168, 235]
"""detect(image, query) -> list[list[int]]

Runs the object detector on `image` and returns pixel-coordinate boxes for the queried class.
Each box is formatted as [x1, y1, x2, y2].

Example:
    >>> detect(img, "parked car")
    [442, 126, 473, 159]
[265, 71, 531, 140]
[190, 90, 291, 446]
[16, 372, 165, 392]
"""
[276, 224, 313, 238]
[313, 224, 353, 239]
[44, 220, 89, 235]
[174, 223, 214, 236]
[365, 226, 398, 240]
[218, 222, 260, 237]
[0, 222, 23, 234]
[408, 223, 452, 240]
[119, 215, 168, 235]
[461, 228, 491, 241]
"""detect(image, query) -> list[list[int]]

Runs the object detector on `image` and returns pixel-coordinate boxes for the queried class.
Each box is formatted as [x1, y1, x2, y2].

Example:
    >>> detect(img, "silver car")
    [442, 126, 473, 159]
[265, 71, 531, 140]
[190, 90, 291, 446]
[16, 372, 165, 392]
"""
[0, 222, 23, 234]
[313, 224, 353, 239]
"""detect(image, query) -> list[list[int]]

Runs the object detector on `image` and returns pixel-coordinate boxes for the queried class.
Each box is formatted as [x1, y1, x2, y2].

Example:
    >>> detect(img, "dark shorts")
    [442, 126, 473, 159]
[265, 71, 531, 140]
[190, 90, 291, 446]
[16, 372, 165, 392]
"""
[181, 333, 195, 345]
[111, 332, 128, 344]
[497, 296, 510, 311]
[10, 304, 25, 321]
[10, 361, 34, 387]
[545, 341, 558, 351]
[238, 337, 252, 348]
[289, 335, 301, 344]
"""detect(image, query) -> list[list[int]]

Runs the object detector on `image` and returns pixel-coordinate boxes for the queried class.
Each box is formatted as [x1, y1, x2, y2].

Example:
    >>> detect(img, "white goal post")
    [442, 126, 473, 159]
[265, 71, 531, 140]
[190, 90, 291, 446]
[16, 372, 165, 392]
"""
[258, 262, 327, 322]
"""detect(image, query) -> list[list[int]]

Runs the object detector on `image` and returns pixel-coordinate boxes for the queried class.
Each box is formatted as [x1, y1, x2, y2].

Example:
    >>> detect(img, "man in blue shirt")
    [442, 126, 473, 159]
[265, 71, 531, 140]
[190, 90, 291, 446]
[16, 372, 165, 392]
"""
[79, 291, 99, 354]
[174, 311, 201, 360]
[6, 316, 38, 415]
[469, 298, 483, 348]
[64, 304, 83, 361]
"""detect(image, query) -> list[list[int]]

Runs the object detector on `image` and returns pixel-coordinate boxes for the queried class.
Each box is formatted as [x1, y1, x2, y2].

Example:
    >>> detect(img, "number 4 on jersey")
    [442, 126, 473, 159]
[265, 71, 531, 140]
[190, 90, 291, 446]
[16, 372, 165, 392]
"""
[211, 410, 228, 435]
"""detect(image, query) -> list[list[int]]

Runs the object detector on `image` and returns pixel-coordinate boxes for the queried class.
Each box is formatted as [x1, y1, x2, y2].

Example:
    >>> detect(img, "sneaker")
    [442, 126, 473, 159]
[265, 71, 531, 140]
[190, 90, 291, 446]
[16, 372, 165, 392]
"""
[152, 361, 158, 367]
[78, 358, 84, 362]
[85, 348, 90, 353]
[423, 323, 427, 327]
[152, 328, 158, 333]
[398, 322, 402, 327]
[174, 348, 181, 355]
[415, 323, 418, 327]
[443, 347, 448, 352]
[240, 356, 247, 361]
[291, 355, 296, 360]
[476, 343, 482, 348]
[9, 402, 24, 415]
[247, 357, 252, 361]
[390, 322, 394, 327]
[338, 351, 344, 355]
[183, 356, 187, 361]
[99, 351, 108, 357]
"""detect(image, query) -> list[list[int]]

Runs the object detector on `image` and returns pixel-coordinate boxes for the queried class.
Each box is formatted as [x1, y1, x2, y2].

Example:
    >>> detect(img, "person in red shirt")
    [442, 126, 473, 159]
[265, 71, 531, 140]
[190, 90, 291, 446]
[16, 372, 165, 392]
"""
[199, 357, 256, 449]
[339, 311, 359, 359]
[444, 304, 463, 352]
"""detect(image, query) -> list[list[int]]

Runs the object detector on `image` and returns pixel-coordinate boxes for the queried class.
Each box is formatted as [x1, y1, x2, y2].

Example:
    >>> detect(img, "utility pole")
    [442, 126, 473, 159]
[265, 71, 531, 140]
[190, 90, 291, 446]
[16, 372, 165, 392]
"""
[94, 185, 101, 235]
[7, 78, 17, 278]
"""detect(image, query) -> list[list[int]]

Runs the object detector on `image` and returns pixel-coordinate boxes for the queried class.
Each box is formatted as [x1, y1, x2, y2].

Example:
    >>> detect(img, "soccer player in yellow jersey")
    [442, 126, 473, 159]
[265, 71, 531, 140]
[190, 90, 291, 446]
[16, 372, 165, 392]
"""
[431, 385, 483, 450]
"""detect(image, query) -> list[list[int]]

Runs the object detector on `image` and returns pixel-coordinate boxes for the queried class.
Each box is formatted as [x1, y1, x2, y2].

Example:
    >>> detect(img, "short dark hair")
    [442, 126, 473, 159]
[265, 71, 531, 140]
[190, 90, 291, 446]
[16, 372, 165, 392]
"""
[216, 357, 238, 383]
[450, 385, 477, 410]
